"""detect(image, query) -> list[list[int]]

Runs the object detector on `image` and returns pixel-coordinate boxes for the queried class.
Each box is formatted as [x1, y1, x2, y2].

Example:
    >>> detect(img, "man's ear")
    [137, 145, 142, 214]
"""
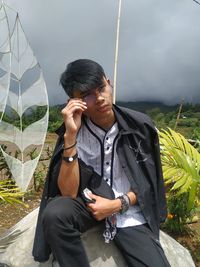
[107, 78, 111, 85]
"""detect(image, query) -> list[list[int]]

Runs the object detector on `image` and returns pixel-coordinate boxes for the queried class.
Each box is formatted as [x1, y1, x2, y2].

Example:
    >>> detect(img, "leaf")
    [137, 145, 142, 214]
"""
[187, 183, 198, 211]
[0, 180, 25, 205]
[171, 173, 190, 190]
[159, 128, 200, 199]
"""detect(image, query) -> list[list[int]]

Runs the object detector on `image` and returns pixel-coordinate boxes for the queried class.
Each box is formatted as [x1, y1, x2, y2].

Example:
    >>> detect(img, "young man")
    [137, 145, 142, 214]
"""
[32, 59, 170, 267]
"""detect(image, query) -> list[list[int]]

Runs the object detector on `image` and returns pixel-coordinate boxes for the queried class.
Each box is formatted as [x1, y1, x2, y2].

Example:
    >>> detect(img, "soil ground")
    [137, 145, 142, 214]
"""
[0, 133, 200, 266]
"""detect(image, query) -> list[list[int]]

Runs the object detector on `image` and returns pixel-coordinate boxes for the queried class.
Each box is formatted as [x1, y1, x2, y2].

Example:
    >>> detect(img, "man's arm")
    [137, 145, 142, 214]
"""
[87, 190, 137, 221]
[57, 99, 87, 198]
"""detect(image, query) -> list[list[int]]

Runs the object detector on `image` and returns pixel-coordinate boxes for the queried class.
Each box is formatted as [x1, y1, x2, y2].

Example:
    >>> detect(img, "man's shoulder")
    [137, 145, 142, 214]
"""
[115, 105, 154, 128]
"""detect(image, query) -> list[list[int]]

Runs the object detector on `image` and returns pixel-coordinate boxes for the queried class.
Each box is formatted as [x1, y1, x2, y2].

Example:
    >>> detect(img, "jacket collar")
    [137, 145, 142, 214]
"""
[112, 105, 136, 134]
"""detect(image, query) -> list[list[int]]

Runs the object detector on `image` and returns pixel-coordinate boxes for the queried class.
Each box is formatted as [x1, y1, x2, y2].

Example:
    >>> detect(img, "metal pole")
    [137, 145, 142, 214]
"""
[113, 0, 122, 104]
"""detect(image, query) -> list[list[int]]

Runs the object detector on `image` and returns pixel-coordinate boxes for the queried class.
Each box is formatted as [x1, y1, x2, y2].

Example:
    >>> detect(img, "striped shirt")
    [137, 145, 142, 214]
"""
[77, 117, 146, 228]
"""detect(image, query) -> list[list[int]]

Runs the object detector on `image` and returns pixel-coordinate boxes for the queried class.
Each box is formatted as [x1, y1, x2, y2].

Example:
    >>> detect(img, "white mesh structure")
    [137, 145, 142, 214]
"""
[0, 2, 11, 119]
[0, 2, 49, 192]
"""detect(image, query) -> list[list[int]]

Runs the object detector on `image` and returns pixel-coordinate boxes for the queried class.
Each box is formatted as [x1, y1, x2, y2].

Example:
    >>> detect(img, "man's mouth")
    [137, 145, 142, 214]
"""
[97, 105, 109, 112]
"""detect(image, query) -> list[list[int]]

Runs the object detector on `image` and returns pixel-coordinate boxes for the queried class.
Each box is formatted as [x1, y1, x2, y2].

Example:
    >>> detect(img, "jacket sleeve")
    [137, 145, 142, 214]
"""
[152, 129, 168, 223]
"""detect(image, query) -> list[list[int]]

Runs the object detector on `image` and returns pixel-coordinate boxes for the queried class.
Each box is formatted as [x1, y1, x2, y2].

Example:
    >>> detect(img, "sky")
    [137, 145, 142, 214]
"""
[3, 0, 200, 105]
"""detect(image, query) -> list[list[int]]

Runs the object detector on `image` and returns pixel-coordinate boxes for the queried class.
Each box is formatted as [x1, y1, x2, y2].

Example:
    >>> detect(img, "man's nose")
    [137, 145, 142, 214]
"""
[95, 90, 104, 103]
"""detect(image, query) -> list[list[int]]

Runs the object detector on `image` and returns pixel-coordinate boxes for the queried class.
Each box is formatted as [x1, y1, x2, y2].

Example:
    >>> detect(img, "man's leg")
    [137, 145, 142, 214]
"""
[42, 196, 99, 267]
[114, 224, 171, 267]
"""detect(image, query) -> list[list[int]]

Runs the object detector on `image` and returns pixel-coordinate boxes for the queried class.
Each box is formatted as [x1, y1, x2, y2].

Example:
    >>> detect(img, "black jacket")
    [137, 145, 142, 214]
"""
[32, 105, 167, 262]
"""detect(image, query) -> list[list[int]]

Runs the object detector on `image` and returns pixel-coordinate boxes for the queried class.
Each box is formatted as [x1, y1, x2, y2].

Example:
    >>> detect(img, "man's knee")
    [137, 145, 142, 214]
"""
[42, 196, 79, 228]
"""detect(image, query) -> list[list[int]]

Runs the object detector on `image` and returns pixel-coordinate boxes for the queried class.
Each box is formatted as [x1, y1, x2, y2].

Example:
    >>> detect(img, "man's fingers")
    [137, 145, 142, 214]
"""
[62, 101, 87, 111]
[62, 99, 87, 112]
[61, 103, 87, 116]
[87, 192, 98, 200]
[67, 99, 87, 107]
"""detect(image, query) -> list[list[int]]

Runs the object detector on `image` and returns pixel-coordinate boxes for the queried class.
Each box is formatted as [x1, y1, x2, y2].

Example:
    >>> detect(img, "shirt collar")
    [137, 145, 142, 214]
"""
[84, 116, 119, 142]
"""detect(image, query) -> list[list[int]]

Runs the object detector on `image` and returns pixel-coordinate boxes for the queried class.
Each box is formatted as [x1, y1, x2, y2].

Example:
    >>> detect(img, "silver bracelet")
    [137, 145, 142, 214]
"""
[117, 194, 130, 214]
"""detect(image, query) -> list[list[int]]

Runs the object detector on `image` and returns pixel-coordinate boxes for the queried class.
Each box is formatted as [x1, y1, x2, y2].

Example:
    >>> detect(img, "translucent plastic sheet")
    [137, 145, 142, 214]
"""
[0, 2, 11, 117]
[0, 2, 49, 192]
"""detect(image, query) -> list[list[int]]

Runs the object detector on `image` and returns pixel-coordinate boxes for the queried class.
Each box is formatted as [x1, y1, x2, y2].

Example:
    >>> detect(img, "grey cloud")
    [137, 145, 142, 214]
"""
[5, 0, 200, 105]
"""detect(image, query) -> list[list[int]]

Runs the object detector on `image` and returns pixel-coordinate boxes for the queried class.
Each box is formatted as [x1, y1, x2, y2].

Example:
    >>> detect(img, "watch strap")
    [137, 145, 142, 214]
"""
[62, 152, 78, 163]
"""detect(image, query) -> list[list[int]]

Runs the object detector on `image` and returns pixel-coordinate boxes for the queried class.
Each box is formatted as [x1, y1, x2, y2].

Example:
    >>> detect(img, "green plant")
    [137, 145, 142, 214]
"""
[0, 180, 26, 206]
[33, 163, 46, 192]
[164, 193, 196, 233]
[0, 145, 13, 179]
[159, 128, 200, 210]
[159, 128, 200, 232]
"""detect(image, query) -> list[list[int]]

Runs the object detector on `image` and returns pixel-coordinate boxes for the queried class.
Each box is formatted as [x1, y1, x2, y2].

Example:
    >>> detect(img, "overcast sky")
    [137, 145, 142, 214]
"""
[4, 0, 200, 105]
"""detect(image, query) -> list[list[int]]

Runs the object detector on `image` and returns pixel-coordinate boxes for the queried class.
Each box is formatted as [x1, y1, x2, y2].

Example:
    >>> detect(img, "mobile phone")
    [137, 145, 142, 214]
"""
[83, 188, 96, 203]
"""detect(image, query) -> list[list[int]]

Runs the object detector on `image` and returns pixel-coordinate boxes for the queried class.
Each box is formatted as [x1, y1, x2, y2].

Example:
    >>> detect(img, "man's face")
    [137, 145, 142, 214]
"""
[72, 78, 113, 121]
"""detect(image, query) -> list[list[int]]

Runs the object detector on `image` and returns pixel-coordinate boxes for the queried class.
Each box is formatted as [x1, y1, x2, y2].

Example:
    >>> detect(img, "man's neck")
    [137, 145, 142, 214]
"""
[90, 111, 116, 131]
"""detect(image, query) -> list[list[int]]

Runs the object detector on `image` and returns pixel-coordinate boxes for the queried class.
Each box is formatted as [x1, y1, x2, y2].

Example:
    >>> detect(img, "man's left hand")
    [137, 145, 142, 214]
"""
[86, 193, 121, 221]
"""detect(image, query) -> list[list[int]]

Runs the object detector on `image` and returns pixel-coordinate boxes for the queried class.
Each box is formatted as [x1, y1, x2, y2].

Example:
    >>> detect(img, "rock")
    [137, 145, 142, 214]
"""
[0, 208, 195, 267]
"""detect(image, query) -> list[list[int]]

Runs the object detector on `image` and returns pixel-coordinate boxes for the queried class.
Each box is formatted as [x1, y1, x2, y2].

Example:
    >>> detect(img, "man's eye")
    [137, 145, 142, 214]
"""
[82, 93, 90, 98]
[99, 86, 105, 92]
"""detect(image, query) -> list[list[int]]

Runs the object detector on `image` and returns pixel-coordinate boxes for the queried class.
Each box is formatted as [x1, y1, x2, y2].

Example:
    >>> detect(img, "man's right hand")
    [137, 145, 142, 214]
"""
[61, 99, 87, 138]
[58, 99, 86, 197]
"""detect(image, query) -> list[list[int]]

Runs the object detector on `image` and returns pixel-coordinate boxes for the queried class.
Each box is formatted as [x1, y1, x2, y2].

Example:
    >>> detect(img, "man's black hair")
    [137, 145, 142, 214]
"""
[60, 59, 106, 97]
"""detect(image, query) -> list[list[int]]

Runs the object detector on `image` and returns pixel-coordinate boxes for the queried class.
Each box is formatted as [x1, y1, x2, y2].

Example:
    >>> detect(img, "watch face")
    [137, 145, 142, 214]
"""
[62, 153, 78, 163]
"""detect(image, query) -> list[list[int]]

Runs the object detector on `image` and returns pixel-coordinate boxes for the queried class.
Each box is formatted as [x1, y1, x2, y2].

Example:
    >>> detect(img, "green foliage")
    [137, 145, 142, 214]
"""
[0, 145, 13, 179]
[26, 147, 38, 160]
[159, 127, 200, 233]
[0, 147, 26, 205]
[118, 102, 199, 140]
[192, 127, 200, 149]
[1, 105, 48, 131]
[0, 180, 26, 206]
[159, 128, 200, 211]
[48, 120, 62, 132]
[191, 125, 200, 159]
[33, 163, 46, 192]
[48, 105, 63, 132]
[31, 145, 53, 191]
[164, 193, 194, 233]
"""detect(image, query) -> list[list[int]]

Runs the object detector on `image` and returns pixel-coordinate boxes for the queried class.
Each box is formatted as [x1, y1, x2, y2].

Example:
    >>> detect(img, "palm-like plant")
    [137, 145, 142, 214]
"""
[0, 180, 26, 206]
[159, 128, 200, 212]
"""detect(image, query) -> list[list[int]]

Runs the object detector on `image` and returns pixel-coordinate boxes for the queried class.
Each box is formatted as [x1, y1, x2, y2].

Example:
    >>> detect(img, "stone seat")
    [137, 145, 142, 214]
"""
[0, 208, 195, 267]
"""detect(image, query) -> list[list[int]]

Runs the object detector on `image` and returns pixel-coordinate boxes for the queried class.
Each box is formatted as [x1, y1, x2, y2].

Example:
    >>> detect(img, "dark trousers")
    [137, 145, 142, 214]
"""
[42, 196, 170, 267]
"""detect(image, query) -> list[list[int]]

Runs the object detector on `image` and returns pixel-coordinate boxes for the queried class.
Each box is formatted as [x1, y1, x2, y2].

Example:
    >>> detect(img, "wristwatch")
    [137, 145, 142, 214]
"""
[117, 194, 130, 214]
[62, 152, 78, 163]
